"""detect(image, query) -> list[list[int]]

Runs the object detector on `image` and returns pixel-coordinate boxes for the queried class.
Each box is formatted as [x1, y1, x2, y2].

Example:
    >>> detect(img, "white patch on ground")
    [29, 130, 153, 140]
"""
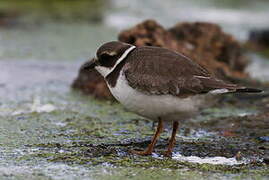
[172, 154, 246, 165]
[30, 97, 56, 113]
[238, 112, 255, 117]
[11, 97, 56, 116]
[176, 129, 218, 141]
[54, 122, 67, 127]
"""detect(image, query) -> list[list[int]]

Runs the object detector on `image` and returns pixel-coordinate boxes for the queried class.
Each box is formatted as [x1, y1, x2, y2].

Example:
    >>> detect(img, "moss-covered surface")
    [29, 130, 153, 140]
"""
[0, 0, 106, 25]
[1, 90, 268, 179]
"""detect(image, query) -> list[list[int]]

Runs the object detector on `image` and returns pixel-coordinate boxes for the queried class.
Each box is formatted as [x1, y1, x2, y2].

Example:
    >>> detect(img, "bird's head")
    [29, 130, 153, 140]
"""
[81, 41, 135, 77]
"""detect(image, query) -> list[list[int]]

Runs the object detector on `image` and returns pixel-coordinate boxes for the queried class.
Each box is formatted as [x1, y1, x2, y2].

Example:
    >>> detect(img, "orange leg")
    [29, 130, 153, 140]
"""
[163, 121, 179, 157]
[131, 118, 164, 155]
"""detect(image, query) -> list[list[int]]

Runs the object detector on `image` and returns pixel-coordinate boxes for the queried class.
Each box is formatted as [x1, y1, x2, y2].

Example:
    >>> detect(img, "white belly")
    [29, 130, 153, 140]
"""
[107, 71, 204, 121]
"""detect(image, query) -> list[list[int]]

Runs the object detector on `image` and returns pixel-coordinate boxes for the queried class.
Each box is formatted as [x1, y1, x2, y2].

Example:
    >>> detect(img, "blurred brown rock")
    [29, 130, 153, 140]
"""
[119, 20, 248, 79]
[72, 20, 249, 100]
[247, 29, 269, 54]
[249, 29, 269, 48]
[72, 62, 114, 100]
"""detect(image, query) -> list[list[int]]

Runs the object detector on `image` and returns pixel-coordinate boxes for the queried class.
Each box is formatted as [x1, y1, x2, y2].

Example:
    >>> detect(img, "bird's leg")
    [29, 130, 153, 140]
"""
[131, 118, 164, 155]
[163, 121, 179, 157]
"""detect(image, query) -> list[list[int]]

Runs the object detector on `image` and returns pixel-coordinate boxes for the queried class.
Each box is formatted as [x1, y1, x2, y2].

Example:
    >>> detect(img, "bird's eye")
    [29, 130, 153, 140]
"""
[100, 53, 111, 59]
[98, 53, 117, 67]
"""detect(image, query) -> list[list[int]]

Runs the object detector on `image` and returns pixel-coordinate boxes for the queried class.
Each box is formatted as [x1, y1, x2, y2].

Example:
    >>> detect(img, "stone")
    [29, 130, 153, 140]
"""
[248, 29, 269, 49]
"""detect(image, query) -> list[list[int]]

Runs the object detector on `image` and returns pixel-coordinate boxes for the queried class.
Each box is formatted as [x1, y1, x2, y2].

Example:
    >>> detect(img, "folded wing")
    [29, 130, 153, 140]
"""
[123, 46, 260, 97]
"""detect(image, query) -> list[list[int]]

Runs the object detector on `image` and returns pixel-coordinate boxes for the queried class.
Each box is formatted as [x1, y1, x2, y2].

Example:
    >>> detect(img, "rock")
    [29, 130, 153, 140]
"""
[248, 29, 269, 49]
[119, 20, 248, 79]
[72, 60, 114, 100]
[119, 20, 179, 50]
[73, 20, 250, 99]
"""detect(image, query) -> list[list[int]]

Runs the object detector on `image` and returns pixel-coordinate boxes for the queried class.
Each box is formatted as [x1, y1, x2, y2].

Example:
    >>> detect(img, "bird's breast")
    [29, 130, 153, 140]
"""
[107, 70, 204, 121]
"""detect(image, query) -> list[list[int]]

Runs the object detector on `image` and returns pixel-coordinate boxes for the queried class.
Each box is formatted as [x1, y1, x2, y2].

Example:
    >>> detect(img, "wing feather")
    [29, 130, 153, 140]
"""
[123, 46, 239, 96]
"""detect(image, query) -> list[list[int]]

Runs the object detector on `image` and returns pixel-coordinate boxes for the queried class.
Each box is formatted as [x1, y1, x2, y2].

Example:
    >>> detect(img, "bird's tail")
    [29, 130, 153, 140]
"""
[196, 76, 263, 94]
[234, 87, 263, 93]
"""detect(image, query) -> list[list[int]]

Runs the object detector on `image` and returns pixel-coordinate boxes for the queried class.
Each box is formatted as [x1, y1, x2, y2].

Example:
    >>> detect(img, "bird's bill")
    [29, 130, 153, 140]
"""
[80, 58, 98, 71]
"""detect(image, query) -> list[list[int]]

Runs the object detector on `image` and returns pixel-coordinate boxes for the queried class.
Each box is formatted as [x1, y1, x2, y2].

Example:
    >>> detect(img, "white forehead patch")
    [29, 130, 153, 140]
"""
[95, 45, 136, 77]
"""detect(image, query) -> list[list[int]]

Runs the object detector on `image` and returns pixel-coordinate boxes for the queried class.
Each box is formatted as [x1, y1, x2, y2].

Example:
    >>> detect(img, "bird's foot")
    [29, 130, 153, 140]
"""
[162, 150, 172, 158]
[130, 149, 153, 156]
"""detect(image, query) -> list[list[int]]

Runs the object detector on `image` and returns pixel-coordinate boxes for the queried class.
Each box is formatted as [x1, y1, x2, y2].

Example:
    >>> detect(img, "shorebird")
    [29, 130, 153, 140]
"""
[81, 41, 261, 156]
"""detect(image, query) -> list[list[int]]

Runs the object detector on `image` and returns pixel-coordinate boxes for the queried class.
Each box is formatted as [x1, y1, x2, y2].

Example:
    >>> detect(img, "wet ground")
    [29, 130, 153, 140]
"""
[0, 0, 269, 179]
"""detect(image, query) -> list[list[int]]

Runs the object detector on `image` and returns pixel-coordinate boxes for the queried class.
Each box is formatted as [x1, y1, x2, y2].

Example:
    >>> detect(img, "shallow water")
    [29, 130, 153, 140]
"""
[0, 0, 269, 179]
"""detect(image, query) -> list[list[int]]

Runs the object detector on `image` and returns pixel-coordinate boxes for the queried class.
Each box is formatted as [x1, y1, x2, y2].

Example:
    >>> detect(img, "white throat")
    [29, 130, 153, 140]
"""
[95, 45, 136, 78]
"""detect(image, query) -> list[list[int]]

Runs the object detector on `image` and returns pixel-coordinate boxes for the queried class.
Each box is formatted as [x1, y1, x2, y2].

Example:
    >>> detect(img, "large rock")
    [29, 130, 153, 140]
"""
[119, 20, 248, 78]
[247, 29, 269, 50]
[72, 20, 249, 100]
[72, 61, 114, 100]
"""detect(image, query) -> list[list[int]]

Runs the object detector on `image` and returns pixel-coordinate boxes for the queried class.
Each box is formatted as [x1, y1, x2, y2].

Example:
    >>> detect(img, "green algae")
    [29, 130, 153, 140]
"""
[15, 98, 268, 178]
[1, 89, 268, 179]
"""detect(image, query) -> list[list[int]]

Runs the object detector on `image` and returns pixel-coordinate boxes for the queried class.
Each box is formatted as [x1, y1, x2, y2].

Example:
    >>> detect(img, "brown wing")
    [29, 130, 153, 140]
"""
[123, 46, 239, 96]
